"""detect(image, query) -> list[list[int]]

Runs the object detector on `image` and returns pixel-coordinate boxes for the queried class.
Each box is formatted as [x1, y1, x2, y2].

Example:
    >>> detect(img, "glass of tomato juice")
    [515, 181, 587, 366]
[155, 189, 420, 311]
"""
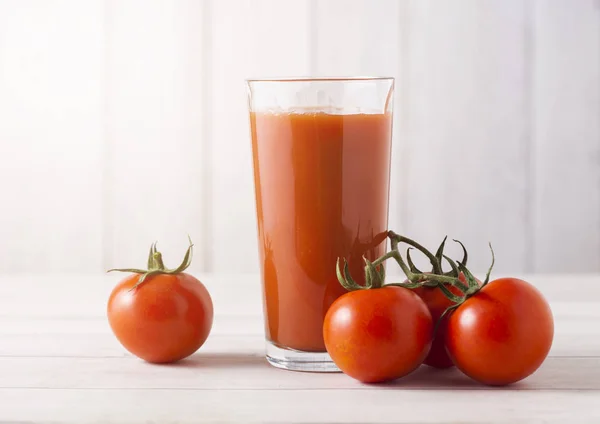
[247, 77, 394, 372]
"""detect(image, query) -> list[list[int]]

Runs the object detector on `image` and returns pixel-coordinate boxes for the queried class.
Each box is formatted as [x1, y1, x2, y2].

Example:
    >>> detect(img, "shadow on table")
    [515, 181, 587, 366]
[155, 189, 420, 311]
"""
[158, 353, 268, 369]
[153, 356, 597, 391]
[376, 366, 504, 390]
[369, 357, 600, 391]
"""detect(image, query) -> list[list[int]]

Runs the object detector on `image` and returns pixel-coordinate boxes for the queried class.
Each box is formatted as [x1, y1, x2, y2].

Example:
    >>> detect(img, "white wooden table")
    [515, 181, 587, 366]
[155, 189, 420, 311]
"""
[1, 274, 599, 423]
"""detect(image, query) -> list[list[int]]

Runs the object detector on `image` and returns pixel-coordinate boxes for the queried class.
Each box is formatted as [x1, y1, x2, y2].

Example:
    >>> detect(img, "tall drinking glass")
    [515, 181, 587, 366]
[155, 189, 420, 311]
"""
[247, 77, 394, 372]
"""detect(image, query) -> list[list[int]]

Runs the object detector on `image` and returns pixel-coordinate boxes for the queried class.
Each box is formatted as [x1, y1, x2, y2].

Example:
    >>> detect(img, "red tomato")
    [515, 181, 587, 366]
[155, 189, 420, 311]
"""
[108, 273, 213, 363]
[445, 277, 554, 385]
[413, 272, 478, 369]
[323, 286, 433, 383]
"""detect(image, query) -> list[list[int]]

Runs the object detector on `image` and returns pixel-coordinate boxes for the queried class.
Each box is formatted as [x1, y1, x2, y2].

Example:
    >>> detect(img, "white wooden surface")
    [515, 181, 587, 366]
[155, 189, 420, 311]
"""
[0, 0, 599, 274]
[1, 274, 600, 423]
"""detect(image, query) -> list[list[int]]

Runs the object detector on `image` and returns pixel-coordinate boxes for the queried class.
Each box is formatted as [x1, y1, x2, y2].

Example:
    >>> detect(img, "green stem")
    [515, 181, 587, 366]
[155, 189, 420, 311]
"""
[388, 249, 459, 286]
[388, 231, 443, 274]
[371, 250, 398, 268]
[153, 252, 166, 270]
[147, 242, 158, 269]
[371, 238, 465, 288]
[363, 257, 383, 289]
[337, 231, 488, 309]
[108, 237, 194, 291]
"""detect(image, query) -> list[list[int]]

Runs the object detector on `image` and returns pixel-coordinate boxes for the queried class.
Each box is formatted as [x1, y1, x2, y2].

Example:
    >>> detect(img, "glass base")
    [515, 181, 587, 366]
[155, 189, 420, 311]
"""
[265, 341, 341, 372]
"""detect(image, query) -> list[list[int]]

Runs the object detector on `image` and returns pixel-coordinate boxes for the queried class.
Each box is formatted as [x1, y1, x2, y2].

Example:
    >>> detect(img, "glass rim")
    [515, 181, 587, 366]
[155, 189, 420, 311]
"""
[246, 76, 394, 83]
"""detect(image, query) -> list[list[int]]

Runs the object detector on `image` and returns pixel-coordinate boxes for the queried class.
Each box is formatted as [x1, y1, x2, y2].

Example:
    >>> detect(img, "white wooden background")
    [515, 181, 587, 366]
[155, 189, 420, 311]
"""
[0, 0, 598, 275]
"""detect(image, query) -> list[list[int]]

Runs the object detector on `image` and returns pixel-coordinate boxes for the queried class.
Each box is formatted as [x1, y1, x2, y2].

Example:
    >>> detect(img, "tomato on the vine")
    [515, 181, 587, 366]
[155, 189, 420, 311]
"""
[382, 231, 554, 385]
[323, 259, 433, 383]
[107, 240, 213, 364]
[445, 277, 554, 386]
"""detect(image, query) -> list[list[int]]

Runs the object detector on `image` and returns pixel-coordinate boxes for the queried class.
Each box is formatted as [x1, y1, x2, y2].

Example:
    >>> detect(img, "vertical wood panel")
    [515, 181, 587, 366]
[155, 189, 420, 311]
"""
[402, 0, 530, 274]
[105, 0, 206, 271]
[0, 1, 104, 272]
[0, 1, 597, 275]
[532, 0, 600, 273]
[314, 0, 401, 76]
[314, 0, 405, 245]
[210, 0, 311, 272]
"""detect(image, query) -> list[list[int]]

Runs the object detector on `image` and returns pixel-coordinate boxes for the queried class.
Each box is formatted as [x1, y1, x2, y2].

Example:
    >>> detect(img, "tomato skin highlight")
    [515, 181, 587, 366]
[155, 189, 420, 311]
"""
[107, 273, 214, 363]
[445, 277, 554, 386]
[323, 286, 433, 383]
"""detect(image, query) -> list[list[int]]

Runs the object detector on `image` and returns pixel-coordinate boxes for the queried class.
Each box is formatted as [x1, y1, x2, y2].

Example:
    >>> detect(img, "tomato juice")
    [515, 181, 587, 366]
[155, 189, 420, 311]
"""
[250, 111, 392, 352]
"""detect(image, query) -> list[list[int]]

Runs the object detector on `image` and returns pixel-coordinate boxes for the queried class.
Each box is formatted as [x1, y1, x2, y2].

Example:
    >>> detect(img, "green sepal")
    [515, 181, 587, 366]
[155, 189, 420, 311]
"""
[453, 239, 468, 266]
[336, 258, 367, 291]
[406, 248, 424, 274]
[482, 243, 496, 287]
[108, 236, 195, 291]
[434, 236, 448, 272]
[442, 255, 468, 293]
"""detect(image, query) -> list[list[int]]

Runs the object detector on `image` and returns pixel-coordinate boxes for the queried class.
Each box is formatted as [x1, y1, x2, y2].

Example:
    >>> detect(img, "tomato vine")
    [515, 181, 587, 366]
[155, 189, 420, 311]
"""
[336, 230, 496, 320]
